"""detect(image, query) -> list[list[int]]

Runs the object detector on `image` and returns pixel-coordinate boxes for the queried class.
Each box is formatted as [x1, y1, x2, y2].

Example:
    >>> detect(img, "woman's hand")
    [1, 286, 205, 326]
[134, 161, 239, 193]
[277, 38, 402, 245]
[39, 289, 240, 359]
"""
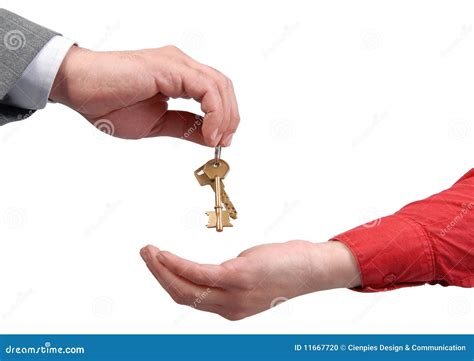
[50, 45, 239, 147]
[140, 240, 360, 320]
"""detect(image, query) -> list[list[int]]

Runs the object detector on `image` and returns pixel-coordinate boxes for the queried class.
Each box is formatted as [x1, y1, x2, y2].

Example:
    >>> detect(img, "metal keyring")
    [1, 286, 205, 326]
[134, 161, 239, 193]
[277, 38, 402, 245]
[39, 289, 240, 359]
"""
[214, 146, 221, 167]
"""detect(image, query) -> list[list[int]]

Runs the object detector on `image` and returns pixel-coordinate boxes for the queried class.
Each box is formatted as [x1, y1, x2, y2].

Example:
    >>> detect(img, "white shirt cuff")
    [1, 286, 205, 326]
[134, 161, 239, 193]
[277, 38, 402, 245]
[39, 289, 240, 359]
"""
[1, 35, 75, 110]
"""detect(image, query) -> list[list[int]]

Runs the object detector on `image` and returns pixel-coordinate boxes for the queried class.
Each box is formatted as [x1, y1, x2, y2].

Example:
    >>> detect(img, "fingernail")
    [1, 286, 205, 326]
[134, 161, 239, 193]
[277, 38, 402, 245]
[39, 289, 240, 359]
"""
[140, 248, 151, 263]
[221, 133, 234, 146]
[210, 128, 219, 144]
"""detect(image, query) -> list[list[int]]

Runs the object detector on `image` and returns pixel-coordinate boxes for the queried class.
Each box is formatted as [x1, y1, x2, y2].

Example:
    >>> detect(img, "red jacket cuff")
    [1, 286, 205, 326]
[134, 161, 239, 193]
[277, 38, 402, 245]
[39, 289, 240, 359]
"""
[332, 214, 436, 292]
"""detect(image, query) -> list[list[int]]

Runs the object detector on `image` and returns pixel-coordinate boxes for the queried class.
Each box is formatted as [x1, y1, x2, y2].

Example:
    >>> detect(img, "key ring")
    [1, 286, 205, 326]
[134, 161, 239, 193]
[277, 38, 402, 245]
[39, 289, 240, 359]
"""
[214, 145, 221, 167]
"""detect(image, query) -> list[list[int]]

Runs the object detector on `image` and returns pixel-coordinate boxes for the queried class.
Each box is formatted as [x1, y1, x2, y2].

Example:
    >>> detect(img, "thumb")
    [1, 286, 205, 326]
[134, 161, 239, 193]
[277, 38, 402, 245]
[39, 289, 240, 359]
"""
[147, 110, 210, 146]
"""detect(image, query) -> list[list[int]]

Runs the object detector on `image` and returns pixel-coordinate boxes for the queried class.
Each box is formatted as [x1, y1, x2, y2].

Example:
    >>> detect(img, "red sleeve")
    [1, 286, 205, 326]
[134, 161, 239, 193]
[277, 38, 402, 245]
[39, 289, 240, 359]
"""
[332, 169, 474, 292]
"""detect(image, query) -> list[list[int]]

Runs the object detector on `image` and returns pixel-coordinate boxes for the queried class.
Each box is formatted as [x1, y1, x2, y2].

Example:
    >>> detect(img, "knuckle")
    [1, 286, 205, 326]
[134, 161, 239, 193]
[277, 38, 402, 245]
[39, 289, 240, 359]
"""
[163, 44, 180, 53]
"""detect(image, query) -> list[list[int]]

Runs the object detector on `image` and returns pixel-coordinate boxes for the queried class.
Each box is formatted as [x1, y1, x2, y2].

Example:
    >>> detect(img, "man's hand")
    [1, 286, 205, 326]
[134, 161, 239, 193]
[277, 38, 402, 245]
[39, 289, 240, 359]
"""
[50, 45, 240, 146]
[140, 241, 361, 320]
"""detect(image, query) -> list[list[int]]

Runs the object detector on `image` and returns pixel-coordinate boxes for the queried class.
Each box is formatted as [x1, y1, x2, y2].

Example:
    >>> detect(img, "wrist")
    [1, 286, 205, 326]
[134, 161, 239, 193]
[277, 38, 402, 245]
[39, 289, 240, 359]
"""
[305, 241, 361, 292]
[49, 45, 91, 106]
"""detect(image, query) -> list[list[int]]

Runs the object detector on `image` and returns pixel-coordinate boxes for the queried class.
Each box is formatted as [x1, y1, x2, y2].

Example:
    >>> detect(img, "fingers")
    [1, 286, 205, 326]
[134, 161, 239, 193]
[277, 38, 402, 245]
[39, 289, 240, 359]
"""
[193, 65, 239, 146]
[146, 110, 207, 145]
[157, 251, 228, 288]
[140, 245, 224, 307]
[222, 79, 240, 146]
[152, 46, 239, 147]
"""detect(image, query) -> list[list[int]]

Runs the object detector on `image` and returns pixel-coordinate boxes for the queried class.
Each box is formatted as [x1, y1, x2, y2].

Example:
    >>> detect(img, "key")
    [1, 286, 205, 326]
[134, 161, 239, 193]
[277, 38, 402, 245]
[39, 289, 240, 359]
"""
[203, 159, 230, 232]
[194, 161, 238, 219]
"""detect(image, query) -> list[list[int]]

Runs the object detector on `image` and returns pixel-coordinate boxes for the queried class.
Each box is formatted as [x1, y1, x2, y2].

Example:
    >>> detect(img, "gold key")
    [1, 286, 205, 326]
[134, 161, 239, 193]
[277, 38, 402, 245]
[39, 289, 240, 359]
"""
[194, 146, 235, 231]
[203, 157, 231, 231]
[194, 162, 238, 219]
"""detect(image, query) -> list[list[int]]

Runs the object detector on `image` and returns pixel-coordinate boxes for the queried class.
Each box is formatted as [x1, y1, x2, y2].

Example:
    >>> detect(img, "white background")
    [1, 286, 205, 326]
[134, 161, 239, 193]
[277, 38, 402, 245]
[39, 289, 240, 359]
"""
[0, 0, 473, 334]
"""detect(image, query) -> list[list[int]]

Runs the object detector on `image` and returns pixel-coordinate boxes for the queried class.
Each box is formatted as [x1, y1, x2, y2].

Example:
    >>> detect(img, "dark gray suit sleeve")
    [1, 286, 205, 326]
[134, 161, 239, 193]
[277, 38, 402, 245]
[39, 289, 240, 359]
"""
[0, 9, 58, 125]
